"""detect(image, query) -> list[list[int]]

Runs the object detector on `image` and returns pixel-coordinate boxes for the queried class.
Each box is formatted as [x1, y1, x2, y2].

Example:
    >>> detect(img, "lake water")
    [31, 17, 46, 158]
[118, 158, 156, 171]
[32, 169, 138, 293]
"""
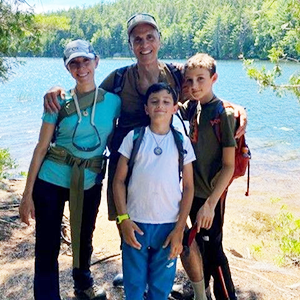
[0, 58, 299, 197]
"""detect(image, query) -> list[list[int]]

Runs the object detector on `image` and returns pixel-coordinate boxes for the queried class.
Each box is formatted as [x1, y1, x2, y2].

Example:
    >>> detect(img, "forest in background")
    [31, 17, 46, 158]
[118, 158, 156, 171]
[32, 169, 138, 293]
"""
[24, 0, 300, 60]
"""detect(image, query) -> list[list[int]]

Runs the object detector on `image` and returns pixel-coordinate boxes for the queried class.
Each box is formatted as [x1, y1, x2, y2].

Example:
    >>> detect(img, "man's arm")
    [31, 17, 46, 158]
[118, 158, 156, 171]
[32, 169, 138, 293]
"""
[113, 155, 144, 250]
[44, 86, 66, 113]
[43, 68, 116, 114]
[163, 162, 194, 259]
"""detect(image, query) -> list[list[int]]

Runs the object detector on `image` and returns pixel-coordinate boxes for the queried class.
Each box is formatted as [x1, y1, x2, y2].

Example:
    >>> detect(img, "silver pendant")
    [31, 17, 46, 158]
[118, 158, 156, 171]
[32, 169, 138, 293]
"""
[154, 146, 163, 156]
[83, 110, 89, 117]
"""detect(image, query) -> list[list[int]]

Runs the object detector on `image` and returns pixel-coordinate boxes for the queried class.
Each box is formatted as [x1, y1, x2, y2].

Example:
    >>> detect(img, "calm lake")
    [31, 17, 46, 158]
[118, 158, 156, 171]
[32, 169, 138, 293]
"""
[0, 58, 299, 190]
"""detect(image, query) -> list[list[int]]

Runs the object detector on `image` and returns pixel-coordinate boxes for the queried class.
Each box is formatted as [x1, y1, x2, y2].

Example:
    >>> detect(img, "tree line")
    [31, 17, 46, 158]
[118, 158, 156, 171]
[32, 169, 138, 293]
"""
[27, 0, 299, 61]
[1, 0, 299, 98]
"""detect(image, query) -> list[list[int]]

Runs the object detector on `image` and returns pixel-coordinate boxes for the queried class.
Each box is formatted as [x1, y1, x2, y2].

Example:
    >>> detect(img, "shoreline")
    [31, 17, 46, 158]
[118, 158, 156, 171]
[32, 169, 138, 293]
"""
[8, 153, 300, 214]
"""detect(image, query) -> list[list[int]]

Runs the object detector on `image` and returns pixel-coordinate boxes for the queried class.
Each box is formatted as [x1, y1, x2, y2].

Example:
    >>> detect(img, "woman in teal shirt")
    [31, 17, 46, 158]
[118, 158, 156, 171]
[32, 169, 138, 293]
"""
[19, 39, 120, 300]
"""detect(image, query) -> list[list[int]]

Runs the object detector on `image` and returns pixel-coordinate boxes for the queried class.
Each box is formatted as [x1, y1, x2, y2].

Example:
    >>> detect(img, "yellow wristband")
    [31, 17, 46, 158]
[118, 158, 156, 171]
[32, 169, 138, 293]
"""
[116, 213, 130, 224]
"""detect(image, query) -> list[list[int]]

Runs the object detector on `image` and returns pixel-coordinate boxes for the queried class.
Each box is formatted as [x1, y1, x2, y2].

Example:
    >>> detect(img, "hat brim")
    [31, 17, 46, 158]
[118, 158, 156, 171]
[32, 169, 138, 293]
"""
[65, 52, 95, 66]
[127, 20, 158, 36]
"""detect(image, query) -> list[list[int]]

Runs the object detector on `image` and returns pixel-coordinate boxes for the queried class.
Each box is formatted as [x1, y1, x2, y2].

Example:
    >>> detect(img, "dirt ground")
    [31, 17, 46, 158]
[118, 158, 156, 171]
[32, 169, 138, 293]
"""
[0, 175, 299, 300]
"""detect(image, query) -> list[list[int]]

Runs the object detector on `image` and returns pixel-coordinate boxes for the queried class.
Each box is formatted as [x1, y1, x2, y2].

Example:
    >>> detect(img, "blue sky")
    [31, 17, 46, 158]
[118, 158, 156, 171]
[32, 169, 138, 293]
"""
[26, 0, 110, 13]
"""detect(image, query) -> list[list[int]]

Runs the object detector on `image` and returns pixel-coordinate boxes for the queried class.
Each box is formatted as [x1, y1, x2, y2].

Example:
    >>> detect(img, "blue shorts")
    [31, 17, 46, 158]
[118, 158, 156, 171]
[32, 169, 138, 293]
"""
[122, 222, 177, 300]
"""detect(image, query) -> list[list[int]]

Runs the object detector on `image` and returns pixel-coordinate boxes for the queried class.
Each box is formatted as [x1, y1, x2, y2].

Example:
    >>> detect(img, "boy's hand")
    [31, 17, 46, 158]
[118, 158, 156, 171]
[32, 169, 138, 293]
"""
[44, 86, 66, 113]
[171, 62, 184, 72]
[19, 194, 35, 226]
[233, 104, 247, 138]
[196, 201, 215, 231]
[163, 229, 183, 260]
[120, 220, 144, 250]
[181, 79, 192, 101]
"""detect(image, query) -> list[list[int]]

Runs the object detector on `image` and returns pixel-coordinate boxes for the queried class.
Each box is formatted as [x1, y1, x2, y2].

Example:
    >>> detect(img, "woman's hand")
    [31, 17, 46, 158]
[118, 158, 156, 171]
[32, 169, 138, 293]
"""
[19, 193, 35, 226]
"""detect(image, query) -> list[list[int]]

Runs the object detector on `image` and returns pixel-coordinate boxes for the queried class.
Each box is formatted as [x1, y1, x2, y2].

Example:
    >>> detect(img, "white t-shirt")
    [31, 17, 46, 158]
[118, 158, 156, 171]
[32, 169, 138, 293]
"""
[118, 126, 196, 224]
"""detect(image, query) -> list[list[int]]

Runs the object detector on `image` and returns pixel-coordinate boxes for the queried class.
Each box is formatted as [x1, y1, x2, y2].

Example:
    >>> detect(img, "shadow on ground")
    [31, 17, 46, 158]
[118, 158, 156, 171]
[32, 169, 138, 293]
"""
[169, 269, 263, 300]
[0, 189, 21, 241]
[0, 253, 124, 300]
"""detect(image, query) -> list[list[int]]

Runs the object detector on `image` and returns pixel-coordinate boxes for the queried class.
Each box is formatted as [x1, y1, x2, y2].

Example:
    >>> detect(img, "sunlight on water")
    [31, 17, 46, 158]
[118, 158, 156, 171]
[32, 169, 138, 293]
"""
[0, 58, 299, 188]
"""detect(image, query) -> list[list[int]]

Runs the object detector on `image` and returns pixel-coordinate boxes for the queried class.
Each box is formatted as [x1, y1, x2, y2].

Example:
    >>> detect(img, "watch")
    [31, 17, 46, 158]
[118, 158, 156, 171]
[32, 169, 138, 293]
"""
[116, 213, 130, 224]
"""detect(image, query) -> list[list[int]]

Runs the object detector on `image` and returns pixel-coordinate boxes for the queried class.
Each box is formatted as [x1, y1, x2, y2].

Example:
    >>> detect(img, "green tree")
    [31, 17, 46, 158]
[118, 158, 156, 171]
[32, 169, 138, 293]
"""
[2, 0, 299, 63]
[0, 148, 16, 179]
[0, 0, 40, 81]
[244, 0, 300, 100]
[34, 14, 70, 57]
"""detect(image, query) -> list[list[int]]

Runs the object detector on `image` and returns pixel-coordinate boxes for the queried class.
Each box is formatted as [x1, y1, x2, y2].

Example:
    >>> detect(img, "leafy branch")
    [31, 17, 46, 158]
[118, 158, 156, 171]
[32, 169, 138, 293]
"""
[244, 47, 300, 100]
[0, 0, 40, 82]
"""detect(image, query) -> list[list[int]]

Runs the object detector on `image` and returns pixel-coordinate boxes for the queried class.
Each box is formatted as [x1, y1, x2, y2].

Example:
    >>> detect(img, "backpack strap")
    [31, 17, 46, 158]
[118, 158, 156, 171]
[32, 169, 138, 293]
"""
[113, 63, 182, 96]
[126, 126, 146, 185]
[210, 100, 226, 143]
[185, 100, 202, 143]
[126, 126, 186, 184]
[170, 125, 187, 181]
[113, 65, 129, 94]
[51, 88, 107, 144]
[166, 63, 183, 94]
[166, 63, 189, 136]
[57, 88, 107, 124]
[46, 145, 107, 268]
[175, 111, 189, 136]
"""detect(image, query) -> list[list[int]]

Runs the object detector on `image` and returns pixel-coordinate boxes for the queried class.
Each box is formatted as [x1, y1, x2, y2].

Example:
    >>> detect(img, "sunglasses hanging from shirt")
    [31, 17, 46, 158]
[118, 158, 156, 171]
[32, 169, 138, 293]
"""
[71, 88, 101, 152]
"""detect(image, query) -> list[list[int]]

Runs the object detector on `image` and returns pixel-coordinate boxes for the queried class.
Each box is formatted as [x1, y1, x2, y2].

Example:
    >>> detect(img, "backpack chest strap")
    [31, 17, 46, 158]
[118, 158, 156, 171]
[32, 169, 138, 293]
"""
[58, 88, 107, 124]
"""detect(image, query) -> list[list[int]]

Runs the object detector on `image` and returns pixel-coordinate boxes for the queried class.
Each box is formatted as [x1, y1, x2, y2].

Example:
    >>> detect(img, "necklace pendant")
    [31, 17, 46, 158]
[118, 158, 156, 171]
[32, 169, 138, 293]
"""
[154, 146, 163, 156]
[83, 110, 89, 117]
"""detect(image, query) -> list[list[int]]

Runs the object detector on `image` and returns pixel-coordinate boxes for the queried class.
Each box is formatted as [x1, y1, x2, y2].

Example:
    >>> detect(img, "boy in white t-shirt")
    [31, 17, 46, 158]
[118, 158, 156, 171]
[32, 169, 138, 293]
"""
[113, 82, 195, 300]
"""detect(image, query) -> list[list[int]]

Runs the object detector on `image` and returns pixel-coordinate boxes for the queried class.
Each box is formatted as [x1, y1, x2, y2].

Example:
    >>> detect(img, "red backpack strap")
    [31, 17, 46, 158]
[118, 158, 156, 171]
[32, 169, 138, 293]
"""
[245, 160, 250, 196]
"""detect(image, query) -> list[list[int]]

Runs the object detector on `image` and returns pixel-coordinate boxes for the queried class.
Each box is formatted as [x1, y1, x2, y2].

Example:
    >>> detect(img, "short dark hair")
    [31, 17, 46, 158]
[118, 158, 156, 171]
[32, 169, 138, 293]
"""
[145, 82, 178, 105]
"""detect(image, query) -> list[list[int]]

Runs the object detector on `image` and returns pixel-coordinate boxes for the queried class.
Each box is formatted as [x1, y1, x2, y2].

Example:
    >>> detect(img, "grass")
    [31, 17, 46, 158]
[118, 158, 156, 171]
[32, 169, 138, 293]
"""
[240, 200, 300, 266]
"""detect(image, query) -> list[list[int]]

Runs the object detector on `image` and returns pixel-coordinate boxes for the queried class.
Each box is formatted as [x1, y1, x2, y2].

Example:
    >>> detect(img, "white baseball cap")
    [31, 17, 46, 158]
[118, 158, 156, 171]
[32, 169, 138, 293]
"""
[63, 39, 96, 66]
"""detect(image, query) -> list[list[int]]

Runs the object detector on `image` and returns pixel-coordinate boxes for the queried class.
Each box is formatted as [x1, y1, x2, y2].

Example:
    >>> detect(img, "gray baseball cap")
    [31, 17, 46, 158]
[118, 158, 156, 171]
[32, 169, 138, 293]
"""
[127, 13, 159, 36]
[63, 39, 96, 66]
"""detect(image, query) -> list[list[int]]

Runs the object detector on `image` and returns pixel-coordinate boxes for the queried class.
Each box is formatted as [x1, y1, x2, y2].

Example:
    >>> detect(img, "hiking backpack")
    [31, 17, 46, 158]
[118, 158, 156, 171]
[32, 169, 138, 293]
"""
[125, 125, 187, 185]
[211, 100, 251, 196]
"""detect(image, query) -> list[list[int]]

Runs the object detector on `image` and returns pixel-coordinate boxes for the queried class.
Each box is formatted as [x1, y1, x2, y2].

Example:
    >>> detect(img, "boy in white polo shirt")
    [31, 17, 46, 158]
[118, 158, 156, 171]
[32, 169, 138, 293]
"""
[113, 82, 195, 300]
